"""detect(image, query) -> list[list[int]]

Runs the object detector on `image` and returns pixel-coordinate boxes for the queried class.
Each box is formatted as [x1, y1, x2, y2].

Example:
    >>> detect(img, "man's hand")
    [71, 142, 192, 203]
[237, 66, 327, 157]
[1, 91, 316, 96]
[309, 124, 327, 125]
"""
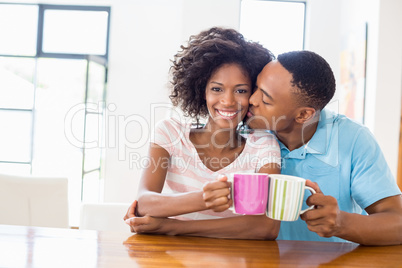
[300, 180, 343, 238]
[202, 176, 232, 212]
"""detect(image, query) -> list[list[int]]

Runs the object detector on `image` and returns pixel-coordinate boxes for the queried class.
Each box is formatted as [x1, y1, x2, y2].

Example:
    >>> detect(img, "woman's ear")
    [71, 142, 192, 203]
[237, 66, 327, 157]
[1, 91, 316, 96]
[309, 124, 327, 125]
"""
[295, 107, 316, 124]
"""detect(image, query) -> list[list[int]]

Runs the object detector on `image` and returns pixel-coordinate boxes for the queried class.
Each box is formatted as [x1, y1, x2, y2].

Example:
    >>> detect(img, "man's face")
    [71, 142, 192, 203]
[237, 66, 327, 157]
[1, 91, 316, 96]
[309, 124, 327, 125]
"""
[247, 61, 300, 134]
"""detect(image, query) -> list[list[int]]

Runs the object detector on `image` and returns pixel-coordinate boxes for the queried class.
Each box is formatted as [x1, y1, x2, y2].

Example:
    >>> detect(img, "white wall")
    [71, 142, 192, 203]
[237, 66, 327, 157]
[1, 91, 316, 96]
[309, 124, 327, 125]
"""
[371, 0, 402, 178]
[351, 0, 402, 179]
[103, 0, 184, 203]
[305, 0, 341, 98]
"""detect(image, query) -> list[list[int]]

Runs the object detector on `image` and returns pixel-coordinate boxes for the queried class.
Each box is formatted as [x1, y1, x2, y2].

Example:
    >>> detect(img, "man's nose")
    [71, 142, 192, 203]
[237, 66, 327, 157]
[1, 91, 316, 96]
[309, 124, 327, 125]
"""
[249, 90, 259, 106]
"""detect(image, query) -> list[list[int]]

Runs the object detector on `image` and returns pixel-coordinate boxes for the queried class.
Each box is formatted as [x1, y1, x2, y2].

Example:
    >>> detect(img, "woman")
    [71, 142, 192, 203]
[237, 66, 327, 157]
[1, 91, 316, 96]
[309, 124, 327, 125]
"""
[125, 27, 281, 239]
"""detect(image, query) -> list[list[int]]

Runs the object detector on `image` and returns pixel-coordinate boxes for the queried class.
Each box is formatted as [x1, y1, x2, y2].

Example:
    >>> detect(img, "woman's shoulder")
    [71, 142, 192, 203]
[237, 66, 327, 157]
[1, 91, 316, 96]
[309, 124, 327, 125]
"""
[155, 117, 189, 132]
[245, 130, 277, 142]
[244, 131, 280, 150]
[151, 118, 191, 150]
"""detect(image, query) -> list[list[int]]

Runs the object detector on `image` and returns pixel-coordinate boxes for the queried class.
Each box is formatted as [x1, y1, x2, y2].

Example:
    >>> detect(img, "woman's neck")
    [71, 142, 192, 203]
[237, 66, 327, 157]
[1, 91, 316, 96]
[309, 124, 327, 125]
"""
[191, 122, 243, 151]
[190, 122, 246, 172]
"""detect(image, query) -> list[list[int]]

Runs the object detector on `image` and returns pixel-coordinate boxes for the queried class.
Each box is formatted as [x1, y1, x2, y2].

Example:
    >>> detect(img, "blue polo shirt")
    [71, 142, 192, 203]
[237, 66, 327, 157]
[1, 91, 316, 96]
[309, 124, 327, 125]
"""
[277, 108, 401, 243]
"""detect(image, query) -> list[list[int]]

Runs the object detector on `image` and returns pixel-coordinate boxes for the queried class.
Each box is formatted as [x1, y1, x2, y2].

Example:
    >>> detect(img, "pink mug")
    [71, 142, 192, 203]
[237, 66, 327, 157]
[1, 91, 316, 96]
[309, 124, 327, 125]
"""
[226, 173, 269, 215]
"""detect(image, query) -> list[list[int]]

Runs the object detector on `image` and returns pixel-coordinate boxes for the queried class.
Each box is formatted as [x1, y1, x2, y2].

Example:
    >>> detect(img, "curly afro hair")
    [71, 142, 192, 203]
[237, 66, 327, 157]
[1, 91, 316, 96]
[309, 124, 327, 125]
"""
[277, 50, 336, 111]
[169, 27, 274, 119]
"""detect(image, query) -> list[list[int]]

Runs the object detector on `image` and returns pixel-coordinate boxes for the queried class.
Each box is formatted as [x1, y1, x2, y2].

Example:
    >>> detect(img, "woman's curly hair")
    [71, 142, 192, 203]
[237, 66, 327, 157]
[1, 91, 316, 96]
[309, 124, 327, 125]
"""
[169, 27, 274, 119]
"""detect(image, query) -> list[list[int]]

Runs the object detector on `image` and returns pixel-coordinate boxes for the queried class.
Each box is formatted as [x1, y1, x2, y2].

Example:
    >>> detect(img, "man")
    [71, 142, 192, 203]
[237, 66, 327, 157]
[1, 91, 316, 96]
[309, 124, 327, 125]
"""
[240, 50, 402, 245]
[125, 51, 402, 245]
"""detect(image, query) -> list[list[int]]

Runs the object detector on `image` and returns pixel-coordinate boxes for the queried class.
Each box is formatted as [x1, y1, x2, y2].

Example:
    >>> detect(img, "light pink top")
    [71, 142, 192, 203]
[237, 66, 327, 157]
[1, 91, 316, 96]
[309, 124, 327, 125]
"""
[151, 118, 281, 220]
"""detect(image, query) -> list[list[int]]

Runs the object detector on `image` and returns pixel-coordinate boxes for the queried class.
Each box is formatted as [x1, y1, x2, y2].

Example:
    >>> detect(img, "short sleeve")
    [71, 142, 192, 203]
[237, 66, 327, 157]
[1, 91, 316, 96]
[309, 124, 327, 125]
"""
[150, 119, 187, 155]
[350, 127, 401, 209]
[247, 132, 281, 171]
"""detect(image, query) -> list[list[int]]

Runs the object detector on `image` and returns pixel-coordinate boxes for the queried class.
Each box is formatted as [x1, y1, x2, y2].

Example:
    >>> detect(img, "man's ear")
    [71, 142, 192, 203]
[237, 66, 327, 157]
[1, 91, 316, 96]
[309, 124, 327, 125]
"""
[295, 107, 316, 124]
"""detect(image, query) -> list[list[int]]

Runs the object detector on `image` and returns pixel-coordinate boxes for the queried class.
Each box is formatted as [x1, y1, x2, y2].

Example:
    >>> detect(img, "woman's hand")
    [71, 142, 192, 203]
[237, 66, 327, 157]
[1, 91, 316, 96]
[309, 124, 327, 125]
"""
[202, 176, 232, 212]
[124, 200, 172, 235]
[123, 200, 139, 232]
[125, 214, 170, 235]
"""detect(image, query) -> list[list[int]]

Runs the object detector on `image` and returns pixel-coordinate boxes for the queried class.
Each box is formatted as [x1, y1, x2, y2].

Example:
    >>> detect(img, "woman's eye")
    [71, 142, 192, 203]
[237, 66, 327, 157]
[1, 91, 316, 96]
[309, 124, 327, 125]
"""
[211, 87, 221, 92]
[236, 89, 248, 94]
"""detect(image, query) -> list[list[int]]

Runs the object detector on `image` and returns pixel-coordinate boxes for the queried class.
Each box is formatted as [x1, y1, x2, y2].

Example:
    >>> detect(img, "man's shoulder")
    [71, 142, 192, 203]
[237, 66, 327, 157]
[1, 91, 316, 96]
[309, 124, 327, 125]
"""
[321, 109, 380, 155]
[323, 109, 368, 134]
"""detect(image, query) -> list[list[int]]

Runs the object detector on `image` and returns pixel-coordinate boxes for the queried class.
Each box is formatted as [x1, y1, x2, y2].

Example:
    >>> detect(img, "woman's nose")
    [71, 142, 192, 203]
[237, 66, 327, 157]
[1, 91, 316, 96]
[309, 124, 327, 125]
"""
[220, 92, 236, 106]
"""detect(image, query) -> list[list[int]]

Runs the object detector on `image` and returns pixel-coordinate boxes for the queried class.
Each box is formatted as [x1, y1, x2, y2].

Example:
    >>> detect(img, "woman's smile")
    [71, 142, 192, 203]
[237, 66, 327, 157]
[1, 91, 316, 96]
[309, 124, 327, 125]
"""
[215, 109, 241, 120]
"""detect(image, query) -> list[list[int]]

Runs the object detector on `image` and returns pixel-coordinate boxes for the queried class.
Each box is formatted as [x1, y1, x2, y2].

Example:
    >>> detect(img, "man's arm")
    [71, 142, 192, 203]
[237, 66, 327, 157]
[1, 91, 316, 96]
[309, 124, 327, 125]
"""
[126, 213, 280, 240]
[301, 180, 402, 245]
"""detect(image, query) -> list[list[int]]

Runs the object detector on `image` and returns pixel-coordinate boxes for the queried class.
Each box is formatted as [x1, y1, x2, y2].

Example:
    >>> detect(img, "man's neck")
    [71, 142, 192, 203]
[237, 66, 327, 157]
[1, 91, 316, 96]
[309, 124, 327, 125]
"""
[276, 115, 320, 152]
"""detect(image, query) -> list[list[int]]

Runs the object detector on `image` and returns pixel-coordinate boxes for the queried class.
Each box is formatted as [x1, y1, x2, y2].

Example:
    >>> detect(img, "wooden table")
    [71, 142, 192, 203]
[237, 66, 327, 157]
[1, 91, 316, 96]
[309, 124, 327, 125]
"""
[1, 224, 401, 267]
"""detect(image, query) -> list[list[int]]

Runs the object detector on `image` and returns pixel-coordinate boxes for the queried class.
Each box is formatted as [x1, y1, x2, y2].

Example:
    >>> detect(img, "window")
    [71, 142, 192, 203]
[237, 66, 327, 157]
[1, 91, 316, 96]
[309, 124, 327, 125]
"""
[42, 9, 109, 55]
[0, 4, 38, 56]
[0, 4, 110, 226]
[240, 0, 306, 56]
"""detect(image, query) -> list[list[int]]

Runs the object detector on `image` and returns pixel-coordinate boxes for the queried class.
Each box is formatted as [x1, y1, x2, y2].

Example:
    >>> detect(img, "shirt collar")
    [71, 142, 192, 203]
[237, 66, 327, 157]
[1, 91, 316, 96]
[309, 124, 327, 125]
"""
[279, 108, 336, 158]
[305, 108, 336, 155]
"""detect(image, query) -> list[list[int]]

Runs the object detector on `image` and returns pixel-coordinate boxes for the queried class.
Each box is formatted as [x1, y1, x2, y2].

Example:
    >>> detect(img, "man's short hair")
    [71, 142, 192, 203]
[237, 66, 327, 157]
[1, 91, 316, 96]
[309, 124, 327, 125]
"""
[277, 50, 336, 111]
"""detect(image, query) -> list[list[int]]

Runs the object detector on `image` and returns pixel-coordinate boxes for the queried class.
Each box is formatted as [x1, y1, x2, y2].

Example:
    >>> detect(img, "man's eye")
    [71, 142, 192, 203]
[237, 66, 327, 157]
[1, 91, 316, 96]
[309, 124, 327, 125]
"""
[262, 99, 270, 105]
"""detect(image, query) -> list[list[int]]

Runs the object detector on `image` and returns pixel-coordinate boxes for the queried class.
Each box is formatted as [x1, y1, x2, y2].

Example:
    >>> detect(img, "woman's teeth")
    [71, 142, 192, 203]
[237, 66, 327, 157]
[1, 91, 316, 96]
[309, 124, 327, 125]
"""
[217, 110, 239, 118]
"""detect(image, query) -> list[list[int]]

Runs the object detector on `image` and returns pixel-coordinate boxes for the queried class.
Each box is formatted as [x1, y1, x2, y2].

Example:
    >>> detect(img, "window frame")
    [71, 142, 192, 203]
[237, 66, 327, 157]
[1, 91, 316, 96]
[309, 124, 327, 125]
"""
[37, 4, 111, 60]
[0, 3, 110, 203]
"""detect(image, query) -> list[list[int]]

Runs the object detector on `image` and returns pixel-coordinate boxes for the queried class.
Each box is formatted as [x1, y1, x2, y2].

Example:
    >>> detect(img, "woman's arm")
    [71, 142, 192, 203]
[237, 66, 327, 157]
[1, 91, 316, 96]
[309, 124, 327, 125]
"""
[127, 211, 280, 240]
[137, 143, 207, 217]
[127, 163, 281, 240]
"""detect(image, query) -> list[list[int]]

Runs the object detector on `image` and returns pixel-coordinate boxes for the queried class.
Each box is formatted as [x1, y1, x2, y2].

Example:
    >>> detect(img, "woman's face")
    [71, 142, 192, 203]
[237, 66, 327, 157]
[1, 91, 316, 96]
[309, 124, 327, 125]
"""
[205, 63, 251, 130]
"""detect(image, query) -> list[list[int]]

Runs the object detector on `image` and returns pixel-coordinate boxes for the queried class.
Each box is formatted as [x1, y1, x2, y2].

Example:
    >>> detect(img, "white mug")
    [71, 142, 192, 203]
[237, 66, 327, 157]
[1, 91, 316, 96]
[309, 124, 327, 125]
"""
[266, 174, 316, 221]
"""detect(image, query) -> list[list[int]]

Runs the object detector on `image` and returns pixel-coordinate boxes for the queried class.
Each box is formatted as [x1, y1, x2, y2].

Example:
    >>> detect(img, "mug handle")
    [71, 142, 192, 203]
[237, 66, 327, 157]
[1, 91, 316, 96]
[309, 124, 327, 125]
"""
[226, 174, 236, 213]
[299, 186, 316, 215]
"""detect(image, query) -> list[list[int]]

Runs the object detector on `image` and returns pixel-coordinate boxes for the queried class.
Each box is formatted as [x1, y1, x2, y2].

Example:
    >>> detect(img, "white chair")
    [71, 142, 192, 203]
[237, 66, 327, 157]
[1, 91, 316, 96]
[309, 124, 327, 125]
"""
[79, 203, 132, 232]
[0, 173, 69, 228]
